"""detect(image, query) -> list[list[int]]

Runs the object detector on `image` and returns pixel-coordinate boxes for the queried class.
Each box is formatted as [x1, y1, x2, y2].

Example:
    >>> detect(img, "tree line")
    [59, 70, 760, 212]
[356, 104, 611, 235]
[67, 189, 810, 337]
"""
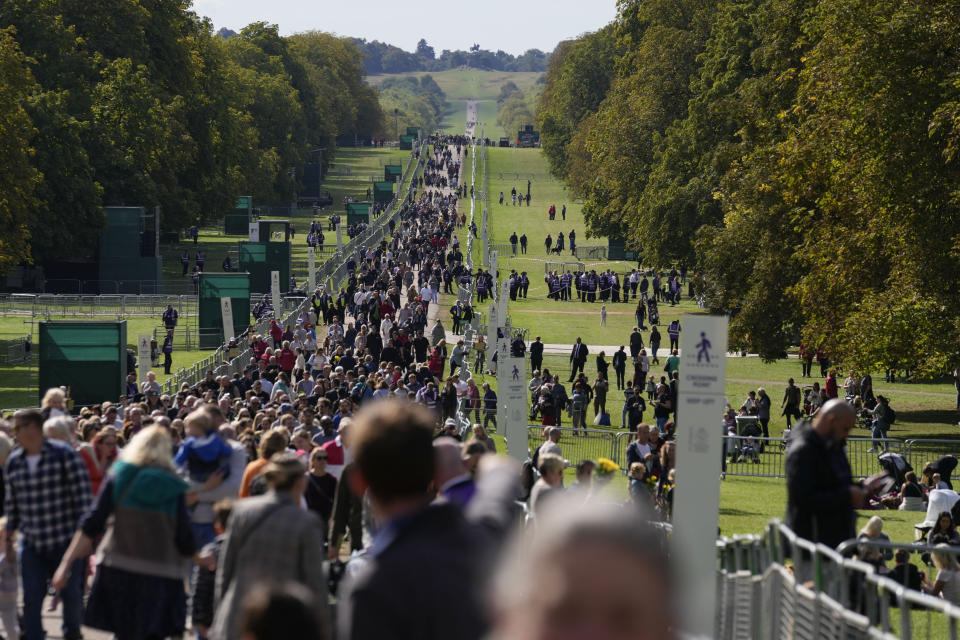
[0, 3, 384, 268]
[354, 38, 548, 74]
[377, 75, 447, 136]
[535, 0, 960, 376]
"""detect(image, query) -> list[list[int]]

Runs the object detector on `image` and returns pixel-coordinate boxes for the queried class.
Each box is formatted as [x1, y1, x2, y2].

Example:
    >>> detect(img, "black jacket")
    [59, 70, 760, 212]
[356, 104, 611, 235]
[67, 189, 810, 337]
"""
[338, 467, 518, 640]
[785, 422, 856, 549]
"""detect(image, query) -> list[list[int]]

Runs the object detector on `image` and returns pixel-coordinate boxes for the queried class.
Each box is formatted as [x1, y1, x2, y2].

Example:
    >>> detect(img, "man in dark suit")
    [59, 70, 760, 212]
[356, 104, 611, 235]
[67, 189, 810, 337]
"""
[338, 401, 517, 640]
[529, 336, 544, 373]
[785, 400, 865, 553]
[568, 337, 588, 382]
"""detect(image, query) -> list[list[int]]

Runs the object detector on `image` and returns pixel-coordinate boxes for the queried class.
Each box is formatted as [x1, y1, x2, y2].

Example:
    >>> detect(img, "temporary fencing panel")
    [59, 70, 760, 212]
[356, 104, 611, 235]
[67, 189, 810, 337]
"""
[198, 274, 251, 349]
[608, 238, 636, 261]
[38, 321, 126, 406]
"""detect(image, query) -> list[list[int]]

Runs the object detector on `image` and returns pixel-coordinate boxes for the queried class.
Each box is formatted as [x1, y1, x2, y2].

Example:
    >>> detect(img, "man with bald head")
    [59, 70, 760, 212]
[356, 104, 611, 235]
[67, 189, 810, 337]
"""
[785, 399, 866, 549]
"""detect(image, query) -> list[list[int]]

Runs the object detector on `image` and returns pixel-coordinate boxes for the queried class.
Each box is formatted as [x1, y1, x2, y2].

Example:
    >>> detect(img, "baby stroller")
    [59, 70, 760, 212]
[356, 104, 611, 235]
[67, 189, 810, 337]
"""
[730, 417, 762, 463]
[648, 299, 660, 326]
[877, 452, 911, 492]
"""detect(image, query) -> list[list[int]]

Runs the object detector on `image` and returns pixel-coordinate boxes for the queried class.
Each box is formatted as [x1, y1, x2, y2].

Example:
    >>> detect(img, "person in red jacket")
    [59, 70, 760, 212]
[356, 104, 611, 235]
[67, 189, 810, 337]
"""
[278, 341, 296, 373]
[825, 368, 839, 399]
[269, 319, 283, 348]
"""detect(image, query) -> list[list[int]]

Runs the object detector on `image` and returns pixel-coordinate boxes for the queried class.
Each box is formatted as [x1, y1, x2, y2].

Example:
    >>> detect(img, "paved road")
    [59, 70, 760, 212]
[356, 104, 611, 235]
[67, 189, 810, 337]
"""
[465, 100, 478, 138]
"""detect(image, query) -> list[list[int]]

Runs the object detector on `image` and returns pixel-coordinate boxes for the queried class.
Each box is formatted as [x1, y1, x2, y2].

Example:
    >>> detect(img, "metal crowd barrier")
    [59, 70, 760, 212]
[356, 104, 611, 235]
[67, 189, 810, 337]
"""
[716, 520, 960, 639]
[0, 293, 197, 318]
[159, 142, 426, 395]
[526, 426, 617, 465]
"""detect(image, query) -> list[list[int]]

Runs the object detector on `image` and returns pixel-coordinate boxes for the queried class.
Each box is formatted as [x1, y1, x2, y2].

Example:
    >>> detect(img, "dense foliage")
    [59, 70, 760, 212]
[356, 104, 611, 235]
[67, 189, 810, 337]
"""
[536, 0, 960, 374]
[352, 38, 548, 74]
[376, 75, 447, 135]
[0, 3, 383, 262]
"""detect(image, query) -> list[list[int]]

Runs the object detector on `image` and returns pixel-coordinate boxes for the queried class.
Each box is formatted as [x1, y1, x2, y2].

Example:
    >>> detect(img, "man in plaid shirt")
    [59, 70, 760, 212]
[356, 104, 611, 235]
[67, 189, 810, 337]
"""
[4, 409, 92, 640]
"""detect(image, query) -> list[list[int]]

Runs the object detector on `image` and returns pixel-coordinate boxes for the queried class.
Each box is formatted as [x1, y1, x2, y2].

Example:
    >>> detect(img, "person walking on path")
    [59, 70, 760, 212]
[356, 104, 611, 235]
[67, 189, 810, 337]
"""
[519, 234, 527, 254]
[529, 336, 544, 374]
[4, 408, 93, 640]
[649, 327, 661, 364]
[667, 319, 681, 352]
[211, 454, 327, 640]
[52, 426, 198, 640]
[613, 346, 627, 390]
[568, 338, 589, 382]
[600, 304, 607, 327]
[781, 378, 803, 428]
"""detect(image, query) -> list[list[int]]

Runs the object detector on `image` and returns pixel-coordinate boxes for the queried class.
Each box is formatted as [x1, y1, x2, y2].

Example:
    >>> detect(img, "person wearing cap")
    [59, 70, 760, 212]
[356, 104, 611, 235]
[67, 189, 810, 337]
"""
[440, 418, 461, 441]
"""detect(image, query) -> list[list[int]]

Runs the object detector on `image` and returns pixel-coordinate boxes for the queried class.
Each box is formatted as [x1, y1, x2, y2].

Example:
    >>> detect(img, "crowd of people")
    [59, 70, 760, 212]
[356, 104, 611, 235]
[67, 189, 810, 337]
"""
[0, 136, 682, 640]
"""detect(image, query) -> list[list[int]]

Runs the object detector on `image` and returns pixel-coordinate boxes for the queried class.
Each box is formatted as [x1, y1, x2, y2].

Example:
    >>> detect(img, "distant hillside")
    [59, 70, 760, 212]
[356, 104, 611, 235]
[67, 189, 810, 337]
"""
[368, 69, 544, 102]
[351, 38, 549, 75]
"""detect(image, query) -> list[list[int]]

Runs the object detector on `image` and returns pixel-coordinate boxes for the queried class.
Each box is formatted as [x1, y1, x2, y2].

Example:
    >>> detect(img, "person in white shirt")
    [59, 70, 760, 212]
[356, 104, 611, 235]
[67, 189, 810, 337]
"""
[380, 316, 393, 342]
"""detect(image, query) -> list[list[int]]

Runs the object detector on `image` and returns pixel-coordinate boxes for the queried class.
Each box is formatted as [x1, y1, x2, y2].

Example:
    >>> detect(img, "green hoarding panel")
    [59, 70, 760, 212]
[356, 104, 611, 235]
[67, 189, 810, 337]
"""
[384, 164, 402, 182]
[238, 242, 290, 294]
[607, 238, 636, 261]
[406, 126, 419, 137]
[235, 196, 252, 212]
[399, 135, 414, 150]
[373, 182, 394, 204]
[346, 202, 370, 216]
[39, 321, 127, 407]
[198, 273, 251, 349]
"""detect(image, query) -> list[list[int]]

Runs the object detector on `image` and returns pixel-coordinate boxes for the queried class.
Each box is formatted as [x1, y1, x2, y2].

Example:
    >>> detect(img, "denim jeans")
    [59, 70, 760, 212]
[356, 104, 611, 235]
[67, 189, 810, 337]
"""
[21, 540, 85, 640]
[871, 423, 887, 450]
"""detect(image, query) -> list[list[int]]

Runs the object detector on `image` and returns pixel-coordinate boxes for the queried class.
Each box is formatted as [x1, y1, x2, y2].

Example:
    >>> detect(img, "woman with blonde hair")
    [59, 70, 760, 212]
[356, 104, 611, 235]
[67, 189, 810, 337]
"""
[469, 424, 497, 453]
[52, 426, 198, 639]
[856, 515, 892, 571]
[41, 387, 68, 419]
[926, 545, 960, 604]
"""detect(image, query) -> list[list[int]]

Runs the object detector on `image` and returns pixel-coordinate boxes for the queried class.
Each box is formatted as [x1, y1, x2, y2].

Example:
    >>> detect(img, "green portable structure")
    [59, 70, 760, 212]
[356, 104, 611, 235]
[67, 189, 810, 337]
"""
[608, 238, 636, 261]
[346, 202, 371, 226]
[406, 126, 419, 137]
[225, 196, 253, 235]
[198, 273, 251, 349]
[39, 321, 127, 406]
[238, 242, 290, 294]
[99, 207, 161, 286]
[373, 182, 394, 204]
[399, 135, 414, 150]
[384, 164, 402, 182]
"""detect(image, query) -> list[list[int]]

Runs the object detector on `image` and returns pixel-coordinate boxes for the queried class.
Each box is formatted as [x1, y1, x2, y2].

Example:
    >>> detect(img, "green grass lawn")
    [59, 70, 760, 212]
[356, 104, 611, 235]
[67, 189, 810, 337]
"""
[0, 314, 210, 409]
[444, 141, 960, 570]
[368, 69, 543, 101]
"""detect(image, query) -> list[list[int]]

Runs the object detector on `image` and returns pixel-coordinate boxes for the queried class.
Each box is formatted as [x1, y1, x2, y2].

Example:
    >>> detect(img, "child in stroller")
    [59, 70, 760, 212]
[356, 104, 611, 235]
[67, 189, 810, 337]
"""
[647, 298, 660, 326]
[730, 411, 763, 464]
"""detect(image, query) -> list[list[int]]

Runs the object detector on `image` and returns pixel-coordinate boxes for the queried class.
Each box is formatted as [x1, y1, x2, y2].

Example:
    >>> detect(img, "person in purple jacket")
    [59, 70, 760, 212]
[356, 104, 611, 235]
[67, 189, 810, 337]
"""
[433, 437, 476, 508]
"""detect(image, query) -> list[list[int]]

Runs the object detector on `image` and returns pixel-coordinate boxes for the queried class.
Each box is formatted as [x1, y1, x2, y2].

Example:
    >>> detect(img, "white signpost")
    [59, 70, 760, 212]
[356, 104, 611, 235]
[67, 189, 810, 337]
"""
[307, 246, 316, 292]
[220, 297, 234, 342]
[248, 222, 260, 242]
[498, 279, 509, 327]
[497, 337, 528, 461]
[270, 271, 280, 316]
[485, 302, 498, 372]
[672, 315, 728, 638]
[137, 334, 151, 383]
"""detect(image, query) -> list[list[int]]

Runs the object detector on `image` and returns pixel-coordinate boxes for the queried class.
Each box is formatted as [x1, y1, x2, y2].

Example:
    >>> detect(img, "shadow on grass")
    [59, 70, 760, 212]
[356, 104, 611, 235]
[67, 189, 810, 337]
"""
[720, 506, 763, 517]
